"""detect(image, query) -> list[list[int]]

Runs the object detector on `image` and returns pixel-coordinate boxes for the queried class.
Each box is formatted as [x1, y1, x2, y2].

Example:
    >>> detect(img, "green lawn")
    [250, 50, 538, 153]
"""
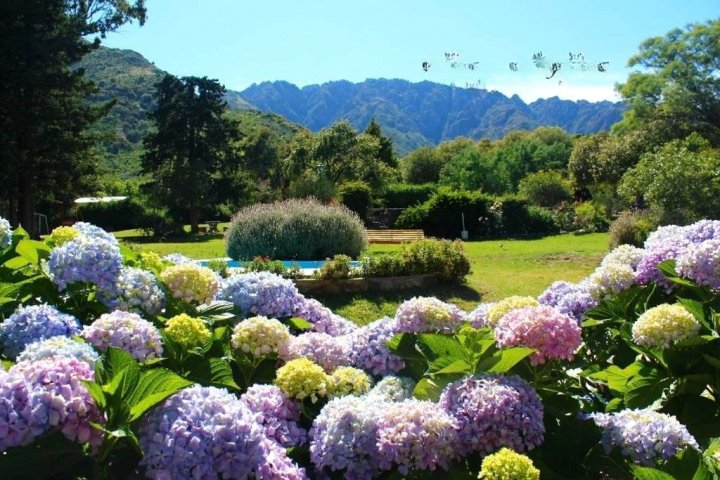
[115, 229, 609, 324]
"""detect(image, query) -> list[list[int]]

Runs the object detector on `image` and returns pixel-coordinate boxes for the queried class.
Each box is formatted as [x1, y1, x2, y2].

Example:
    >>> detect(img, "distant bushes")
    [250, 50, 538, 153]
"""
[337, 181, 372, 223]
[395, 189, 557, 239]
[73, 198, 149, 232]
[225, 198, 367, 260]
[379, 183, 437, 208]
[609, 210, 658, 248]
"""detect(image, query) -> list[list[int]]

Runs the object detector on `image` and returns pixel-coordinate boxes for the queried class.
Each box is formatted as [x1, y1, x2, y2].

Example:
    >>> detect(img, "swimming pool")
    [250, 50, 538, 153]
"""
[198, 258, 361, 269]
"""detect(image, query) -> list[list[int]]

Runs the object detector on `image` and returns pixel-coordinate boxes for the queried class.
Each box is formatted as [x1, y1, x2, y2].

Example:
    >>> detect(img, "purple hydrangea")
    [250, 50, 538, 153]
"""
[635, 236, 691, 287]
[310, 394, 386, 479]
[139, 385, 306, 479]
[394, 296, 466, 334]
[590, 409, 699, 466]
[284, 332, 352, 372]
[467, 302, 495, 329]
[217, 271, 303, 318]
[346, 318, 404, 375]
[0, 216, 12, 248]
[240, 384, 307, 447]
[676, 239, 720, 289]
[681, 219, 720, 244]
[644, 225, 687, 250]
[293, 298, 358, 336]
[0, 304, 81, 359]
[82, 311, 162, 362]
[376, 398, 459, 475]
[439, 374, 545, 456]
[72, 221, 118, 245]
[161, 253, 194, 265]
[495, 306, 582, 366]
[48, 235, 123, 292]
[0, 357, 103, 452]
[538, 281, 597, 323]
[97, 267, 166, 316]
[16, 336, 99, 366]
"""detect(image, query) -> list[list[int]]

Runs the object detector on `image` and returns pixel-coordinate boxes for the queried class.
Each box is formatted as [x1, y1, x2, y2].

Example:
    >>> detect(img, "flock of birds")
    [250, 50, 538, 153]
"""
[421, 50, 610, 88]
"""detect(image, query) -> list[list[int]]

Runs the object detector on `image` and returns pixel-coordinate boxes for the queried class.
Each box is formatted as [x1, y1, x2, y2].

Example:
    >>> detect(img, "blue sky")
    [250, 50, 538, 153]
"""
[102, 0, 718, 102]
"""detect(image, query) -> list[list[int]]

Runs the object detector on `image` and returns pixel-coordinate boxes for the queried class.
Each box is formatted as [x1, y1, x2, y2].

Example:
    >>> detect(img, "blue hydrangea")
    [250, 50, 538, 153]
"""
[538, 281, 597, 323]
[676, 239, 720, 289]
[0, 304, 81, 359]
[71, 221, 118, 245]
[0, 216, 12, 249]
[284, 332, 352, 372]
[140, 385, 306, 479]
[366, 375, 416, 402]
[294, 297, 358, 336]
[16, 336, 99, 366]
[240, 384, 307, 447]
[346, 318, 404, 375]
[590, 408, 699, 466]
[48, 235, 123, 292]
[216, 271, 303, 318]
[97, 267, 166, 316]
[161, 253, 194, 265]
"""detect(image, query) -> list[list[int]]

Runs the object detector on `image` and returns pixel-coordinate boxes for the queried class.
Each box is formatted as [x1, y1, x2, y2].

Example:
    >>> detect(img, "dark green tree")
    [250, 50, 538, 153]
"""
[142, 75, 241, 233]
[364, 118, 397, 168]
[400, 147, 445, 184]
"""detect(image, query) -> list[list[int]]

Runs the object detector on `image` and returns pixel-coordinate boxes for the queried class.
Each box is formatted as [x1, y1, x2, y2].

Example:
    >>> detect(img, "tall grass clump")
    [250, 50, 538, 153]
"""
[226, 198, 368, 260]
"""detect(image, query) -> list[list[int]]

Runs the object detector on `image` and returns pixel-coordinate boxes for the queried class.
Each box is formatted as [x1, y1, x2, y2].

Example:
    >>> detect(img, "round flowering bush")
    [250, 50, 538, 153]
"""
[139, 386, 306, 479]
[584, 262, 636, 300]
[366, 375, 416, 402]
[478, 448, 540, 480]
[676, 239, 720, 289]
[347, 318, 404, 375]
[0, 304, 81, 359]
[46, 226, 78, 247]
[538, 281, 597, 323]
[310, 394, 386, 479]
[328, 366, 372, 397]
[294, 297, 358, 336]
[485, 296, 539, 328]
[240, 384, 307, 447]
[0, 216, 12, 248]
[601, 244, 645, 271]
[394, 296, 465, 334]
[82, 311, 163, 362]
[376, 398, 459, 475]
[164, 314, 211, 349]
[274, 357, 329, 402]
[0, 357, 103, 452]
[97, 267, 166, 316]
[681, 219, 720, 244]
[216, 271, 301, 318]
[284, 332, 351, 372]
[48, 236, 123, 292]
[439, 374, 544, 456]
[72, 221, 118, 245]
[590, 409, 699, 466]
[16, 336, 98, 366]
[631, 304, 701, 349]
[231, 315, 291, 358]
[495, 305, 582, 365]
[160, 263, 219, 305]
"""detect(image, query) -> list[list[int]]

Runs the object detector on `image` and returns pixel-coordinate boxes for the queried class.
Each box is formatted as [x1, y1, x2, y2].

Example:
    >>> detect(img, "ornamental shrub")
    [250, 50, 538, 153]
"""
[337, 181, 373, 223]
[316, 254, 352, 280]
[608, 210, 658, 249]
[400, 238, 471, 284]
[226, 198, 367, 260]
[518, 170, 573, 208]
[380, 183, 437, 208]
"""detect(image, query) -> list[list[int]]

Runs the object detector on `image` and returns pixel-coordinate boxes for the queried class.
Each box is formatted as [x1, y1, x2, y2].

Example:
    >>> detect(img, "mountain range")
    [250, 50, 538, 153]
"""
[80, 46, 625, 160]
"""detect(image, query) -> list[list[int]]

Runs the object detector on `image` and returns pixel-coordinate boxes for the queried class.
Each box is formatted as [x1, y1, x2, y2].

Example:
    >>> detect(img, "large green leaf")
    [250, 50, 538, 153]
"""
[127, 369, 192, 422]
[624, 371, 672, 408]
[475, 346, 534, 374]
[631, 466, 677, 480]
[96, 347, 139, 385]
[187, 358, 239, 390]
[416, 333, 464, 360]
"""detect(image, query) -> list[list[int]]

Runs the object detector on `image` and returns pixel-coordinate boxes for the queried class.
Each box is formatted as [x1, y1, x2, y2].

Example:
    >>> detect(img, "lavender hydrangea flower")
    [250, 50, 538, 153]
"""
[366, 375, 416, 402]
[82, 311, 162, 362]
[284, 332, 352, 372]
[676, 239, 720, 289]
[439, 374, 545, 456]
[97, 267, 166, 316]
[538, 281, 597, 323]
[0, 304, 81, 359]
[0, 216, 12, 248]
[636, 236, 691, 286]
[468, 302, 496, 328]
[0, 357, 103, 452]
[681, 219, 720, 244]
[495, 306, 582, 365]
[140, 385, 306, 479]
[16, 336, 98, 366]
[346, 318, 404, 375]
[161, 253, 194, 265]
[240, 384, 307, 447]
[644, 224, 687, 250]
[293, 297, 358, 336]
[217, 271, 302, 318]
[376, 398, 459, 475]
[394, 296, 465, 334]
[48, 235, 123, 292]
[590, 409, 699, 466]
[72, 221, 118, 245]
[310, 395, 386, 479]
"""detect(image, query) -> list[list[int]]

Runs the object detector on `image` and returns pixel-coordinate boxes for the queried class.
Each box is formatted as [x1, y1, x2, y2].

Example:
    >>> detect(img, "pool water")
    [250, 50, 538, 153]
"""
[198, 259, 361, 269]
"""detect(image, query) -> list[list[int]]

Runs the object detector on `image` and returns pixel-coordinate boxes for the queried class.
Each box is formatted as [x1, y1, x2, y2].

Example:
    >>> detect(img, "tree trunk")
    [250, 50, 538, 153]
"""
[189, 204, 199, 234]
[19, 169, 35, 238]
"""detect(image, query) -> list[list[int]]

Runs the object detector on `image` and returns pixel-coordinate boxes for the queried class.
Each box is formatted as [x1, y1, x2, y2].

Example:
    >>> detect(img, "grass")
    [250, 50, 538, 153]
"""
[115, 228, 610, 324]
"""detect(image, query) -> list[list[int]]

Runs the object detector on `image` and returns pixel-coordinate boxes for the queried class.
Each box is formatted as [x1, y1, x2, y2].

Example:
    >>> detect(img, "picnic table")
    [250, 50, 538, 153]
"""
[205, 220, 220, 233]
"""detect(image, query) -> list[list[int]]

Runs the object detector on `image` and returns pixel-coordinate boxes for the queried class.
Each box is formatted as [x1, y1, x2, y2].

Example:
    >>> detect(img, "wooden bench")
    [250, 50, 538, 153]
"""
[366, 229, 425, 244]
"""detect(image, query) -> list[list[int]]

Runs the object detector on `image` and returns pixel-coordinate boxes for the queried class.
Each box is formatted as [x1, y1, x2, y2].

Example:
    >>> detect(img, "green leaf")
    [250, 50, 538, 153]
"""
[631, 466, 677, 480]
[413, 375, 462, 401]
[677, 298, 711, 329]
[431, 358, 472, 374]
[3, 256, 30, 270]
[624, 367, 672, 408]
[127, 369, 192, 422]
[83, 380, 107, 410]
[103, 365, 140, 400]
[96, 347, 139, 385]
[702, 354, 720, 370]
[287, 317, 313, 331]
[416, 333, 464, 360]
[475, 346, 534, 374]
[187, 358, 239, 389]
